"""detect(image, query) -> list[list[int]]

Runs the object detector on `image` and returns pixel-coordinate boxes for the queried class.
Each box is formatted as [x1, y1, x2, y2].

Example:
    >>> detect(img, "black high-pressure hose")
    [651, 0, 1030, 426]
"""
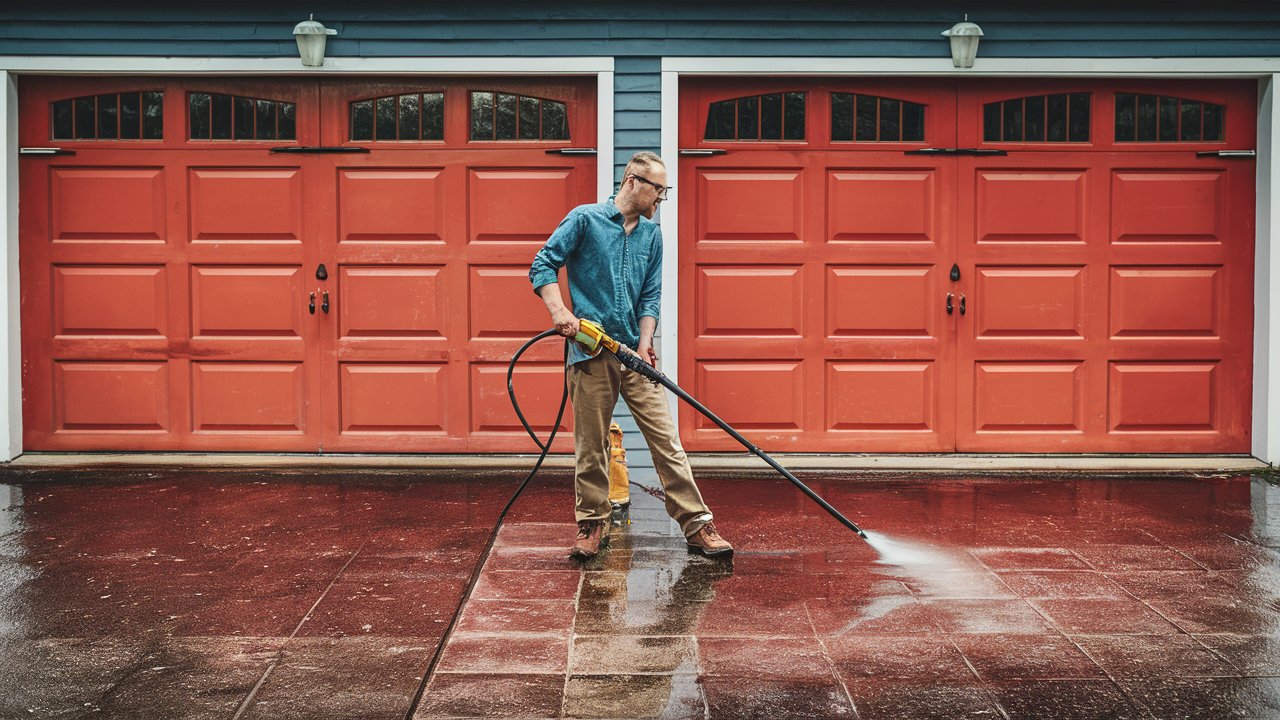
[405, 328, 571, 720]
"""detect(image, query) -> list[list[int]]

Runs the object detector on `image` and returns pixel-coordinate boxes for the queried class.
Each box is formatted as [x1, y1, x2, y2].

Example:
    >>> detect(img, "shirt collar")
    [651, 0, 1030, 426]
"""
[603, 196, 624, 222]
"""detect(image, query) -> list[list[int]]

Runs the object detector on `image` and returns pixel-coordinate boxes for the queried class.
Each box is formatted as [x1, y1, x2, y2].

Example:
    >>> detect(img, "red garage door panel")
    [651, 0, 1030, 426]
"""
[20, 76, 594, 452]
[51, 168, 167, 242]
[56, 362, 169, 432]
[681, 78, 1254, 453]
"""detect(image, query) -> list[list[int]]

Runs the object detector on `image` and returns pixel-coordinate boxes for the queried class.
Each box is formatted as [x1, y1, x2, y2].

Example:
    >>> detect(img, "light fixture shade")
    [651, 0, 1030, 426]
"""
[942, 21, 983, 68]
[293, 15, 338, 67]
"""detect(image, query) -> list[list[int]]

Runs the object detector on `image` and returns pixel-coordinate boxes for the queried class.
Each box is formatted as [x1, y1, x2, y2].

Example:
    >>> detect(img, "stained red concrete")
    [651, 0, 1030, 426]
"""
[2, 472, 1279, 718]
[0, 475, 515, 719]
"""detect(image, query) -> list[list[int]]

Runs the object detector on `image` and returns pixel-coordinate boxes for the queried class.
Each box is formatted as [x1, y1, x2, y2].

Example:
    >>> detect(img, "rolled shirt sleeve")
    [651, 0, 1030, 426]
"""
[637, 229, 663, 321]
[529, 209, 584, 292]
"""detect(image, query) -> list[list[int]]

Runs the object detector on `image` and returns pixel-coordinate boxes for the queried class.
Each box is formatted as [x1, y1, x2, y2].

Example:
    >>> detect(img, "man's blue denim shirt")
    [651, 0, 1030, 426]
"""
[529, 199, 663, 366]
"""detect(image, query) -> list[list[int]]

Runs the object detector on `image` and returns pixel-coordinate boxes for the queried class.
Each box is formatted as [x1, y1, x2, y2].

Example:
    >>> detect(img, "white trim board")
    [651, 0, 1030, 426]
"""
[1256, 75, 1280, 463]
[659, 59, 1280, 464]
[1, 56, 614, 74]
[0, 56, 615, 462]
[662, 57, 1280, 77]
[0, 72, 18, 461]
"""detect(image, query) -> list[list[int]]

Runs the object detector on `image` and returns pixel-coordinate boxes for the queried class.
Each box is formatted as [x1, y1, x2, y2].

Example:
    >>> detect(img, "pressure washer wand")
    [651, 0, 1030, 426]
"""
[574, 320, 867, 540]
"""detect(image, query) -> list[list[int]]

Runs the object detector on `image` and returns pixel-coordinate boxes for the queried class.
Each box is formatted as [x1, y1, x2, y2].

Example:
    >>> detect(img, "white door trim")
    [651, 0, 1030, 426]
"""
[660, 59, 1279, 463]
[1, 56, 615, 75]
[0, 56, 615, 461]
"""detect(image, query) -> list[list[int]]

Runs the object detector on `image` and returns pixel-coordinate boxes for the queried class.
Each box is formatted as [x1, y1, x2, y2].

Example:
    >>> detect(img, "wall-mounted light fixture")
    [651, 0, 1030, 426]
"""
[293, 14, 338, 67]
[942, 16, 983, 68]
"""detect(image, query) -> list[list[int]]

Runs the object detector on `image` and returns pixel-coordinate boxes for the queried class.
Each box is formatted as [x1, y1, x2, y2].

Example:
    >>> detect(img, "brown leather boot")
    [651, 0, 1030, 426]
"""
[570, 519, 610, 559]
[686, 521, 733, 557]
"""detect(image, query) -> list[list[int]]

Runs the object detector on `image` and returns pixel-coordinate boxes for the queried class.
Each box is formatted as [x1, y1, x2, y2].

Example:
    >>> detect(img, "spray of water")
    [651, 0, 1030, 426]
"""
[860, 530, 953, 568]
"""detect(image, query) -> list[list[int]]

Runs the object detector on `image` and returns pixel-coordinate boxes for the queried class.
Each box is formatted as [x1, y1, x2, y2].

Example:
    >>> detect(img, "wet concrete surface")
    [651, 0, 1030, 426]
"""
[1, 471, 1278, 718]
[0, 476, 516, 719]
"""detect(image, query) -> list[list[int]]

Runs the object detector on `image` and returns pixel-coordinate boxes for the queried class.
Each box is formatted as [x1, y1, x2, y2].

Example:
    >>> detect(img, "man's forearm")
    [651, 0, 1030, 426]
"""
[639, 316, 657, 344]
[537, 283, 568, 314]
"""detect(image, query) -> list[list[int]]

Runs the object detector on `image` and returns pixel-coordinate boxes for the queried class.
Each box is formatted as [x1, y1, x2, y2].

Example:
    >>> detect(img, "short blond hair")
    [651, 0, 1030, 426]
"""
[623, 151, 665, 180]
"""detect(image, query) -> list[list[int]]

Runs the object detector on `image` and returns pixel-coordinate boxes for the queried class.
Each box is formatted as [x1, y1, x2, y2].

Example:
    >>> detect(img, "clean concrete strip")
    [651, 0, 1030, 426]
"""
[2, 452, 1268, 473]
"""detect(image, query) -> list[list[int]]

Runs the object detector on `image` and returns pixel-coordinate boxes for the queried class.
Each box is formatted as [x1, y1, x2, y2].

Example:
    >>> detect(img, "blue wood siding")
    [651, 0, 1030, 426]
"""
[614, 57, 662, 190]
[2, 5, 1278, 59]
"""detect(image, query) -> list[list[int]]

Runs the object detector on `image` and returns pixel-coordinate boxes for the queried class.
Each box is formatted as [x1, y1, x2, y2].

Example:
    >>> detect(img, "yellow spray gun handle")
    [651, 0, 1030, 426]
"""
[573, 319, 619, 356]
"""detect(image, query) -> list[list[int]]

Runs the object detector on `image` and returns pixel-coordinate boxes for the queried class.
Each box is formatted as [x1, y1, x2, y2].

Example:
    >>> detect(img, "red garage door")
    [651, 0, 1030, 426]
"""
[20, 77, 593, 452]
[680, 78, 1255, 453]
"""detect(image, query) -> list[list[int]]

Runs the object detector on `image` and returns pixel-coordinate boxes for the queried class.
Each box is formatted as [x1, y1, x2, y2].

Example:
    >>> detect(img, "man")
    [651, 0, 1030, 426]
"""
[528, 151, 732, 560]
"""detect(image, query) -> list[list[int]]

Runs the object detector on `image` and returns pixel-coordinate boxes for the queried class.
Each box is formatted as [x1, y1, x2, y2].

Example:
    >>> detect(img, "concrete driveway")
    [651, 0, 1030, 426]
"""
[1, 468, 1277, 719]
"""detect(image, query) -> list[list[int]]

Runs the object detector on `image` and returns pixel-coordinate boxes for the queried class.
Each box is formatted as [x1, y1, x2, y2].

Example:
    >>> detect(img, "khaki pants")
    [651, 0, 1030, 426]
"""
[567, 353, 712, 537]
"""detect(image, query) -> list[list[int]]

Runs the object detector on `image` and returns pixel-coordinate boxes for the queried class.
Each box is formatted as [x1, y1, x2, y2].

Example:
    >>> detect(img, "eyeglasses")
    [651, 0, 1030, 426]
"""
[629, 173, 672, 200]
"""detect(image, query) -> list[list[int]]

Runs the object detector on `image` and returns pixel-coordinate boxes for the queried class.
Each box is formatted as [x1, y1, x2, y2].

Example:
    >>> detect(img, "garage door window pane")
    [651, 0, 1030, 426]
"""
[210, 94, 232, 139]
[519, 96, 540, 140]
[398, 95, 420, 140]
[256, 99, 277, 140]
[120, 93, 141, 139]
[706, 100, 736, 139]
[1068, 93, 1090, 142]
[376, 97, 397, 140]
[189, 93, 211, 139]
[1180, 101, 1203, 141]
[142, 92, 164, 139]
[833, 93, 922, 142]
[1203, 104, 1224, 143]
[423, 93, 444, 140]
[54, 91, 163, 141]
[1046, 94, 1067, 141]
[738, 96, 760, 139]
[470, 91, 569, 141]
[1136, 95, 1158, 141]
[1114, 93, 1221, 143]
[705, 92, 805, 141]
[901, 101, 924, 142]
[760, 93, 782, 140]
[1024, 95, 1045, 142]
[189, 92, 294, 141]
[350, 92, 445, 141]
[234, 97, 254, 140]
[542, 100, 568, 140]
[96, 94, 118, 139]
[785, 92, 807, 140]
[496, 93, 518, 139]
[985, 93, 1089, 143]
[351, 100, 374, 140]
[831, 93, 853, 141]
[1159, 97, 1179, 141]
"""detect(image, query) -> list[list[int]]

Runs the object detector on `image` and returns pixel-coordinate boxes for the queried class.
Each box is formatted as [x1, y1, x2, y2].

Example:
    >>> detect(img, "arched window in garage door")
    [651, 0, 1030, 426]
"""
[830, 93, 925, 142]
[469, 91, 569, 141]
[982, 92, 1091, 142]
[1114, 93, 1225, 142]
[704, 92, 805, 141]
[349, 92, 445, 141]
[188, 92, 296, 140]
[51, 90, 163, 140]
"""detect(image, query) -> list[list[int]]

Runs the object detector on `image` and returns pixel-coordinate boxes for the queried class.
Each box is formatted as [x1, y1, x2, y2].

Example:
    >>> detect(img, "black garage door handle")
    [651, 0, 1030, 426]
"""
[270, 146, 371, 154]
[905, 148, 1008, 156]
